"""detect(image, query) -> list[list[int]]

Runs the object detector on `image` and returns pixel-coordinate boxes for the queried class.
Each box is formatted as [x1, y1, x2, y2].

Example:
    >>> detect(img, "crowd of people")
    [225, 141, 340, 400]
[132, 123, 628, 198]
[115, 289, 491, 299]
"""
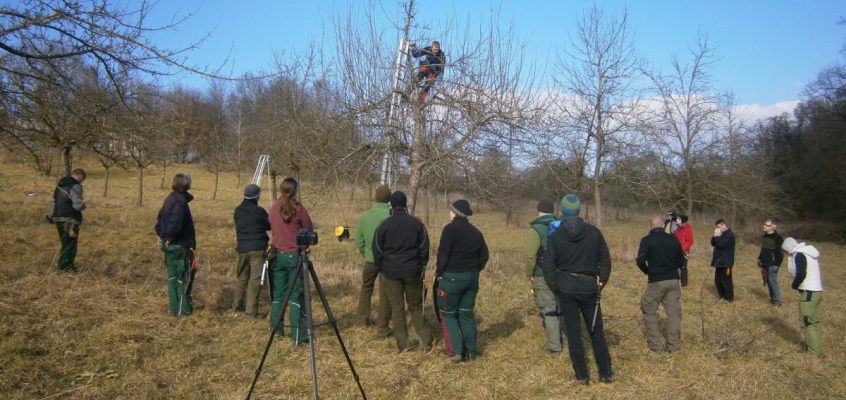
[49, 170, 827, 385]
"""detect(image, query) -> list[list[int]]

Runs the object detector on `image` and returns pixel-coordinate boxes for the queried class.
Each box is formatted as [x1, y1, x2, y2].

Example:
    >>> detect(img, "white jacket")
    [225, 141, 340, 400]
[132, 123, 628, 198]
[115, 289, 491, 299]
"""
[786, 242, 823, 292]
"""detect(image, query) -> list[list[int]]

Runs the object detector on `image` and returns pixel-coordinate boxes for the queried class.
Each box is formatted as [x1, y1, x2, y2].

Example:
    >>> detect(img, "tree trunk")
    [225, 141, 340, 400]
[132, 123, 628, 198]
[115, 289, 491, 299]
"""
[685, 164, 694, 215]
[407, 104, 426, 215]
[592, 165, 603, 229]
[62, 145, 73, 176]
[137, 166, 144, 207]
[103, 166, 110, 198]
[213, 171, 219, 200]
[160, 161, 168, 190]
[424, 187, 430, 226]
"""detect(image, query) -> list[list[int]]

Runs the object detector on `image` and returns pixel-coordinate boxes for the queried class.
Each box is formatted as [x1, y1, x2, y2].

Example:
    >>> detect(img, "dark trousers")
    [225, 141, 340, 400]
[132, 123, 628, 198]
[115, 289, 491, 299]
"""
[438, 271, 480, 359]
[558, 291, 612, 381]
[55, 222, 79, 271]
[357, 262, 391, 336]
[384, 275, 431, 351]
[162, 241, 194, 316]
[714, 267, 734, 301]
[270, 251, 306, 344]
[233, 251, 264, 316]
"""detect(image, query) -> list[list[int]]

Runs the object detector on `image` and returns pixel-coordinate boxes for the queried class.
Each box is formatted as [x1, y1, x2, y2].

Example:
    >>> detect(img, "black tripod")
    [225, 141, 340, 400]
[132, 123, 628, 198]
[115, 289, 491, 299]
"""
[247, 244, 367, 399]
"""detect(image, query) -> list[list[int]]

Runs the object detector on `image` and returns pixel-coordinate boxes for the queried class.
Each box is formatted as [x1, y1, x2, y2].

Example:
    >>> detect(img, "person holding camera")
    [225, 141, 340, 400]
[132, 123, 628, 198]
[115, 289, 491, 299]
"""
[636, 216, 686, 353]
[51, 168, 86, 272]
[155, 173, 196, 317]
[268, 177, 313, 344]
[372, 191, 432, 353]
[436, 200, 488, 362]
[758, 220, 784, 305]
[673, 214, 693, 287]
[710, 219, 736, 302]
[233, 184, 271, 318]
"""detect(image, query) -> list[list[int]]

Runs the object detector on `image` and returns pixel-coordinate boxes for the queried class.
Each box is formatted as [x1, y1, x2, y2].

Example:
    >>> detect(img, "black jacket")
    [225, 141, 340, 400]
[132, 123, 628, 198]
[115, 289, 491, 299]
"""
[710, 229, 736, 268]
[234, 199, 270, 253]
[541, 217, 611, 295]
[636, 228, 686, 283]
[372, 208, 430, 280]
[52, 176, 84, 223]
[411, 46, 446, 75]
[436, 217, 489, 277]
[758, 232, 784, 267]
[155, 191, 196, 248]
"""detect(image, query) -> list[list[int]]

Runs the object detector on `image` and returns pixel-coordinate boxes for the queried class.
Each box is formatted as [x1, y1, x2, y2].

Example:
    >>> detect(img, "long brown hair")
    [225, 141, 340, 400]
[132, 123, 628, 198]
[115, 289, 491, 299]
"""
[279, 177, 300, 222]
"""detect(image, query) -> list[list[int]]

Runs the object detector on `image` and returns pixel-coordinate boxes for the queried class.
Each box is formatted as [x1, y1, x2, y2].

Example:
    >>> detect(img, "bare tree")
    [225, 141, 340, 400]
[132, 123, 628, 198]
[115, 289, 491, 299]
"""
[645, 33, 724, 215]
[550, 6, 643, 228]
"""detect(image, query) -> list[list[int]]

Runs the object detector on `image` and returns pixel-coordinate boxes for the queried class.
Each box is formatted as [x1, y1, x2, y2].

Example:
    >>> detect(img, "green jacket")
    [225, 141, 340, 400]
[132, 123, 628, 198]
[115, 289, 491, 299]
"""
[355, 202, 391, 263]
[525, 214, 556, 276]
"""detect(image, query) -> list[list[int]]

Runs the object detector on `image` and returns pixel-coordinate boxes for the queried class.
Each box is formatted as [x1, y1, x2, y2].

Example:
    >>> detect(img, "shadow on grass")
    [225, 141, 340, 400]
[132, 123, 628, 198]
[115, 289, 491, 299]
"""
[760, 315, 802, 344]
[479, 307, 525, 345]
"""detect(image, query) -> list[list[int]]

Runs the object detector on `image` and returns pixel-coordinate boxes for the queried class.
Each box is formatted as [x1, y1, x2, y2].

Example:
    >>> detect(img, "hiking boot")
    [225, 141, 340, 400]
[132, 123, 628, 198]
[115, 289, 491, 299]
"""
[599, 376, 614, 384]
[446, 354, 462, 362]
[577, 378, 590, 385]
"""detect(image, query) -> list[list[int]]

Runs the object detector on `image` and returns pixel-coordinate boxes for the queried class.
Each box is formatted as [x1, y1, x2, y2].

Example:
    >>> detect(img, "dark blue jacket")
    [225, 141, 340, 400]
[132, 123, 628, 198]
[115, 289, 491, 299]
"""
[372, 208, 430, 280]
[155, 191, 196, 248]
[710, 229, 736, 269]
[411, 46, 446, 75]
[542, 217, 611, 295]
[636, 228, 686, 283]
[234, 198, 270, 253]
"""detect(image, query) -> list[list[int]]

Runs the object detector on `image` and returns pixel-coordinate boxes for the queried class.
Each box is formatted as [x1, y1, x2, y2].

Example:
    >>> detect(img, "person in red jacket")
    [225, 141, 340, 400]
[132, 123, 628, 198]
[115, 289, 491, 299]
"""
[672, 214, 693, 286]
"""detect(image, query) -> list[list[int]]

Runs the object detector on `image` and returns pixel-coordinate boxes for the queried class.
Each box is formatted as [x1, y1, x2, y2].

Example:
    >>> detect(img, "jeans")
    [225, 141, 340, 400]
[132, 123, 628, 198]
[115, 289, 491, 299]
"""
[765, 266, 782, 304]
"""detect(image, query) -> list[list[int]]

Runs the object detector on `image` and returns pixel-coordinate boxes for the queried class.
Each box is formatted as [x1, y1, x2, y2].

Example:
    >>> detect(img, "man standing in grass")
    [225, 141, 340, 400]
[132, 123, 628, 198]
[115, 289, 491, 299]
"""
[155, 173, 196, 317]
[782, 237, 824, 357]
[355, 185, 393, 338]
[51, 168, 86, 272]
[758, 220, 784, 305]
[373, 191, 432, 353]
[525, 198, 564, 354]
[710, 219, 736, 302]
[232, 184, 270, 318]
[636, 216, 686, 353]
[542, 194, 613, 385]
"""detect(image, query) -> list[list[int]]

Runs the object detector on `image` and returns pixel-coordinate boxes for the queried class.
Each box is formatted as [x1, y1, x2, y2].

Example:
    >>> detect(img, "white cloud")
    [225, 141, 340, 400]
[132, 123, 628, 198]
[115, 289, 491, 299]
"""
[737, 100, 799, 122]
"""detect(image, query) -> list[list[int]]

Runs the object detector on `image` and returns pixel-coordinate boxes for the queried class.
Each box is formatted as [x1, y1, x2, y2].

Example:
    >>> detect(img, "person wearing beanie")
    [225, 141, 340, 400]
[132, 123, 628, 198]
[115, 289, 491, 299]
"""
[542, 194, 613, 385]
[672, 214, 693, 287]
[710, 219, 736, 302]
[782, 237, 824, 356]
[757, 220, 784, 305]
[373, 191, 432, 353]
[525, 197, 565, 354]
[636, 216, 686, 353]
[232, 184, 271, 317]
[155, 173, 197, 316]
[354, 185, 393, 337]
[436, 199, 489, 361]
[51, 168, 86, 272]
[268, 177, 313, 345]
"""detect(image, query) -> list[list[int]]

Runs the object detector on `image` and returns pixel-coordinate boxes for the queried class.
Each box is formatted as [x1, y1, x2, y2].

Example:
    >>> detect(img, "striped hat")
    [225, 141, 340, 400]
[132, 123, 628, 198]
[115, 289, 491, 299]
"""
[559, 194, 581, 217]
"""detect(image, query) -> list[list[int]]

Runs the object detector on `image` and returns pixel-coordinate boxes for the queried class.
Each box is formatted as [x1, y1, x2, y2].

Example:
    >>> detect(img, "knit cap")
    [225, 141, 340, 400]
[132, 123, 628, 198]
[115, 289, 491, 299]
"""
[559, 194, 581, 217]
[450, 199, 473, 218]
[537, 198, 555, 214]
[243, 184, 261, 199]
[390, 191, 408, 208]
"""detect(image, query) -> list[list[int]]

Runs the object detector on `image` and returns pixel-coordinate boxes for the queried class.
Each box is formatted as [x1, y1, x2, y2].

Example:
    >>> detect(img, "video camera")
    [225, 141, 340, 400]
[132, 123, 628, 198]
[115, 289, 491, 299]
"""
[297, 228, 319, 248]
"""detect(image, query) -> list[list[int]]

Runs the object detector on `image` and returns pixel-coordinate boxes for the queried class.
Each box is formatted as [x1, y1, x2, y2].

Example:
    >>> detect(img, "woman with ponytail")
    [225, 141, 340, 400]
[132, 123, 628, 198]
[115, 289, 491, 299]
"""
[268, 177, 313, 344]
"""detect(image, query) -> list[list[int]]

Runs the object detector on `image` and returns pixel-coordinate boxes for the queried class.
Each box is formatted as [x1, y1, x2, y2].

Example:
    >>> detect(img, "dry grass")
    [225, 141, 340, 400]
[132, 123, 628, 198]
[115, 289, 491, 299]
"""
[1, 156, 844, 399]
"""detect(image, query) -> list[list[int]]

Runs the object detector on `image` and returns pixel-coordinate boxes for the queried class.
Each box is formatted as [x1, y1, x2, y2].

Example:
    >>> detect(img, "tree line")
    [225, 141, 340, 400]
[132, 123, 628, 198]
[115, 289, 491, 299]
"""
[0, 1, 843, 240]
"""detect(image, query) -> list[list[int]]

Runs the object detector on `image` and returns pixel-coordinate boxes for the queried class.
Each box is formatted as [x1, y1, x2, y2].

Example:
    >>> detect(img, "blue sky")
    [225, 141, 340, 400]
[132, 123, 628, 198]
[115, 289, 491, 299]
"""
[147, 0, 845, 116]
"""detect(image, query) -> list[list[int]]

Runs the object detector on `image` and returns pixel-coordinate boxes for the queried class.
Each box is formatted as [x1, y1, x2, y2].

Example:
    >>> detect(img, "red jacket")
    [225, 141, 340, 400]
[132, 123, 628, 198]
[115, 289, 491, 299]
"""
[673, 223, 694, 253]
[268, 196, 313, 252]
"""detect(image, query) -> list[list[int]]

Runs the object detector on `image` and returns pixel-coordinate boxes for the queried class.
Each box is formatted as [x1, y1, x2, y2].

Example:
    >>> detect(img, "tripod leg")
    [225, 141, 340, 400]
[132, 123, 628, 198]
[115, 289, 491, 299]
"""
[307, 261, 368, 399]
[246, 259, 305, 400]
[300, 257, 320, 399]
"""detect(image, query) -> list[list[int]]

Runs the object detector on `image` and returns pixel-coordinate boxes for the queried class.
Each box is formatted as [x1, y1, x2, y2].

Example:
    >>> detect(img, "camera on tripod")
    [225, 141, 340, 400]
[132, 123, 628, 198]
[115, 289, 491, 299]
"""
[297, 228, 319, 248]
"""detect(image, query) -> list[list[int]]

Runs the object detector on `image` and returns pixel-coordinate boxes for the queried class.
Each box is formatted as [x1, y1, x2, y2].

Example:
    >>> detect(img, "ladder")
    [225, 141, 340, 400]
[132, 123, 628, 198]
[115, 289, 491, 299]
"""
[380, 36, 412, 187]
[251, 155, 273, 207]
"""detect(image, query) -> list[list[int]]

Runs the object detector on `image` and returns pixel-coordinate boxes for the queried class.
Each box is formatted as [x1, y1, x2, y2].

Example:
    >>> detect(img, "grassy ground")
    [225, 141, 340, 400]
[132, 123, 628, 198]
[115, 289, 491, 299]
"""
[1, 157, 844, 399]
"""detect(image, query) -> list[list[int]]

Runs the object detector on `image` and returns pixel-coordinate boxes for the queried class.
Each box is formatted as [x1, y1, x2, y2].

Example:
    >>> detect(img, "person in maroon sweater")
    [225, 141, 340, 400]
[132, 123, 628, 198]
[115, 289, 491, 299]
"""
[268, 178, 313, 344]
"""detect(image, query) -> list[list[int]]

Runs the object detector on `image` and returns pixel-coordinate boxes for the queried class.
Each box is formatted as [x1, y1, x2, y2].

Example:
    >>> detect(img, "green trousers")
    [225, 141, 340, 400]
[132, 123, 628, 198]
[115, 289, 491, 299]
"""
[438, 271, 480, 359]
[161, 241, 194, 316]
[55, 222, 79, 272]
[270, 251, 307, 344]
[799, 290, 823, 356]
[233, 251, 264, 316]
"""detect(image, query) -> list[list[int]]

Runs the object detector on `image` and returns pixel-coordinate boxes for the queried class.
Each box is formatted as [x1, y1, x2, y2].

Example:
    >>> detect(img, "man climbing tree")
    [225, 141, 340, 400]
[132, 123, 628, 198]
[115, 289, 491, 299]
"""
[410, 40, 446, 102]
